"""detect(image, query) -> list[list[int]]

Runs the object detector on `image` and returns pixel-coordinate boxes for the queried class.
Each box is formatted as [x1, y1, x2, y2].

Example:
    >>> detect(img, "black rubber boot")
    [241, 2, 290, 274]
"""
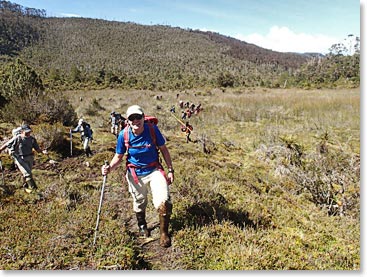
[85, 147, 93, 157]
[25, 178, 37, 193]
[136, 212, 150, 238]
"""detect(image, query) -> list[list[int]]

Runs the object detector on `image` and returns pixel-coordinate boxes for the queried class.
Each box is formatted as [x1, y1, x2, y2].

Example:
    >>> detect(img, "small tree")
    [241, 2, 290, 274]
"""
[0, 58, 44, 105]
[217, 72, 235, 88]
[69, 65, 82, 83]
[328, 43, 348, 56]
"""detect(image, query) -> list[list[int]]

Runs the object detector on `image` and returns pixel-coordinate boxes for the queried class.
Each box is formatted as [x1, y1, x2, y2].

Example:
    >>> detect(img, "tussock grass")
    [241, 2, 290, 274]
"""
[0, 87, 360, 270]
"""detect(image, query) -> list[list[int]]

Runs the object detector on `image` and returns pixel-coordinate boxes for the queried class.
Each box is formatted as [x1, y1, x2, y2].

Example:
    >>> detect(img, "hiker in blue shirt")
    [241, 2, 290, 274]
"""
[102, 105, 174, 248]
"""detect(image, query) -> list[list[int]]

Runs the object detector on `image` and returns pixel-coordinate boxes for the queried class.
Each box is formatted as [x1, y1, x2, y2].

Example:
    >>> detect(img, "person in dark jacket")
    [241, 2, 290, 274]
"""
[71, 118, 93, 157]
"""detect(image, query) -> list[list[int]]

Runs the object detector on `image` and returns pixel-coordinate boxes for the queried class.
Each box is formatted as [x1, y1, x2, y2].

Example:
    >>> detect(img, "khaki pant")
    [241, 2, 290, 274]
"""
[126, 169, 171, 213]
[13, 154, 34, 181]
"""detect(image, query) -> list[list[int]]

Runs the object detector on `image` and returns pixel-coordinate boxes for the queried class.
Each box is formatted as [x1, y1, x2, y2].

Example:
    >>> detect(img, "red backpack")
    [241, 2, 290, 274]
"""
[123, 115, 167, 183]
[123, 115, 158, 150]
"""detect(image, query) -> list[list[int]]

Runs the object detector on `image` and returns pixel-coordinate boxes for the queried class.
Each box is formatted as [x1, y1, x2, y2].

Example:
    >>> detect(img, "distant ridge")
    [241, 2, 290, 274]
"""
[0, 0, 359, 90]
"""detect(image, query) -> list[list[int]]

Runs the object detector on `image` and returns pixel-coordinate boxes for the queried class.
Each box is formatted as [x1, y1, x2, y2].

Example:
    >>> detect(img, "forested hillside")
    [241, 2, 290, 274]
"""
[0, 0, 359, 92]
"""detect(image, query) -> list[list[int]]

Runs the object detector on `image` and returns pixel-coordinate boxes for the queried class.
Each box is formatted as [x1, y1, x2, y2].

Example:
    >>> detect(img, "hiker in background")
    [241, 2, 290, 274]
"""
[0, 125, 48, 193]
[12, 126, 22, 137]
[0, 125, 23, 168]
[189, 103, 196, 113]
[101, 105, 174, 248]
[178, 100, 184, 109]
[110, 111, 125, 137]
[70, 118, 93, 157]
[194, 103, 202, 115]
[185, 108, 192, 119]
[9, 126, 22, 170]
[170, 105, 175, 113]
[181, 110, 187, 120]
[181, 121, 193, 143]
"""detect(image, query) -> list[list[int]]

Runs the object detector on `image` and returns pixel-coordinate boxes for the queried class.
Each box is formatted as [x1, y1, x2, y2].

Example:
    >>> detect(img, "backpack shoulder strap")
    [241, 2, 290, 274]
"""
[123, 125, 130, 151]
[147, 123, 157, 147]
[124, 123, 157, 152]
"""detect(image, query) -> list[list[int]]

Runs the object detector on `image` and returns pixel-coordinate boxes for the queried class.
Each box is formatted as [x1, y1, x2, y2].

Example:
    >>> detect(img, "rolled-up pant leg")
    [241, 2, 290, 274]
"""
[147, 170, 171, 210]
[126, 169, 171, 212]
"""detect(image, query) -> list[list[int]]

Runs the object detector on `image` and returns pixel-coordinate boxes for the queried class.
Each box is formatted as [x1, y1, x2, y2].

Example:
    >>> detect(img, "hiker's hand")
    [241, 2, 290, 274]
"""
[102, 164, 110, 176]
[167, 171, 174, 185]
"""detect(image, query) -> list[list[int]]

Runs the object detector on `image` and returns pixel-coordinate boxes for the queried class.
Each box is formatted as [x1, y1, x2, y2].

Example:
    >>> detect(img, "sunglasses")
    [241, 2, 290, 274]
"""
[128, 114, 143, 121]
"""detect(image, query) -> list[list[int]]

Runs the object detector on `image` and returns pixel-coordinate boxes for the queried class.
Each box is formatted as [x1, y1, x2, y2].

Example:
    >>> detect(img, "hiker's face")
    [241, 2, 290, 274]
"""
[128, 114, 143, 130]
[22, 131, 31, 137]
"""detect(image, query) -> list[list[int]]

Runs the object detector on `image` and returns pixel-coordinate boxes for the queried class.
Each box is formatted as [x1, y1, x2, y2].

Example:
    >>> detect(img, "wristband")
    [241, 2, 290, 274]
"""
[168, 168, 174, 173]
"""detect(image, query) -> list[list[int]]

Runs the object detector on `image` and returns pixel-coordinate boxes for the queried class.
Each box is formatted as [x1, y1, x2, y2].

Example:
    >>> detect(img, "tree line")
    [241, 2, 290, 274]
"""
[0, 0, 360, 95]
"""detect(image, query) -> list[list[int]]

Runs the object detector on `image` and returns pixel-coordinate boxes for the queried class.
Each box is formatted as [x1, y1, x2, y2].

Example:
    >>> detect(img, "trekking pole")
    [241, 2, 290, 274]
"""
[170, 112, 186, 127]
[93, 161, 109, 247]
[69, 129, 73, 157]
[0, 159, 4, 187]
[171, 112, 196, 133]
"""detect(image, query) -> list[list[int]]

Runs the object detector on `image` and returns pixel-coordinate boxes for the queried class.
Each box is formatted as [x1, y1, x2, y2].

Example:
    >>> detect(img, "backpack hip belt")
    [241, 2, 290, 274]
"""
[127, 161, 167, 184]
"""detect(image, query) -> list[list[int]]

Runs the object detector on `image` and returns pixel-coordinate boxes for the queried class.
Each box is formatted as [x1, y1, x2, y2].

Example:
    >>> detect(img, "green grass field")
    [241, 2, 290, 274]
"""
[0, 87, 360, 270]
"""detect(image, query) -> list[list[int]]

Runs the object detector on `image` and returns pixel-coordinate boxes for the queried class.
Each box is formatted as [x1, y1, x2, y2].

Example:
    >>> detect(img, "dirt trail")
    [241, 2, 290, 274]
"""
[125, 198, 183, 269]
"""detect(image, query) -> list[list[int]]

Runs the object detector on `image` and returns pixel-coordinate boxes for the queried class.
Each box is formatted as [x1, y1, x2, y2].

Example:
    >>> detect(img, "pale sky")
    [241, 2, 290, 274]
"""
[11, 0, 361, 54]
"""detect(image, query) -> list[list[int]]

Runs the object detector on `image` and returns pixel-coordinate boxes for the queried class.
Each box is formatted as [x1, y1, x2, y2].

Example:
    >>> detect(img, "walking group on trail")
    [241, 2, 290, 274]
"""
[0, 104, 177, 248]
[171, 99, 202, 143]
[0, 97, 204, 248]
[179, 100, 202, 120]
[0, 118, 95, 195]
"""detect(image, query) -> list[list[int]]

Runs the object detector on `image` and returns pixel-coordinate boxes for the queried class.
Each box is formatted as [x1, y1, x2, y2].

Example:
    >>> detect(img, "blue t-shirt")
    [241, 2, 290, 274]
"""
[116, 123, 166, 175]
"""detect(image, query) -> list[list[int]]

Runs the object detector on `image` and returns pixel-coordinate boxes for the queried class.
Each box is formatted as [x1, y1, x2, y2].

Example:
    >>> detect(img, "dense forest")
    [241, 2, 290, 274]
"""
[0, 0, 360, 94]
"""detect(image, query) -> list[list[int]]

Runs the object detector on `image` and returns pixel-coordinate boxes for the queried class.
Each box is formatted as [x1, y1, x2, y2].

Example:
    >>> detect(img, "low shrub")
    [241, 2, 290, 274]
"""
[0, 93, 77, 126]
[33, 123, 67, 153]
